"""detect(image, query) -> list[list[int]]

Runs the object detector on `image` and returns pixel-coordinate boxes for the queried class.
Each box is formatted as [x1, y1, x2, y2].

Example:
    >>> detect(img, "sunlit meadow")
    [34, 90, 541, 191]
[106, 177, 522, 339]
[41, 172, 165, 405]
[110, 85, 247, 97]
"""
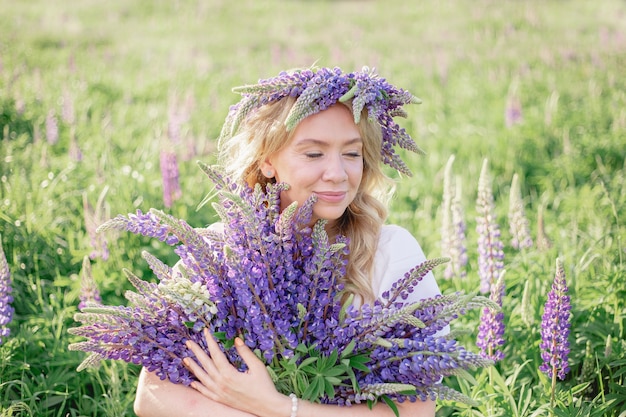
[1, 1, 625, 416]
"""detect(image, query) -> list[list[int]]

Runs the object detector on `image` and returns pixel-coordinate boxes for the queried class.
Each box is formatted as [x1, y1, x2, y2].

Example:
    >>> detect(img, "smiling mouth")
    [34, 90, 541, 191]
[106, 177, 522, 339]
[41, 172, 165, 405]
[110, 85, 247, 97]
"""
[314, 192, 347, 203]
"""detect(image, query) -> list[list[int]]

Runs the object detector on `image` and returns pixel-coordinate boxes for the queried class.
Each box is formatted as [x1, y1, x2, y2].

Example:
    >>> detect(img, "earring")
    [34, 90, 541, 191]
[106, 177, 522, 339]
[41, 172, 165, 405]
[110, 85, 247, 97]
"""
[265, 170, 274, 178]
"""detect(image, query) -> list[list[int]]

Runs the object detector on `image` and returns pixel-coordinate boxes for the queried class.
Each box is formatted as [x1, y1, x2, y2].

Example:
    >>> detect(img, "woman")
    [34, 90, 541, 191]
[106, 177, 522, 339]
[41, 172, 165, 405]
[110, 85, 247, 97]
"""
[134, 67, 443, 417]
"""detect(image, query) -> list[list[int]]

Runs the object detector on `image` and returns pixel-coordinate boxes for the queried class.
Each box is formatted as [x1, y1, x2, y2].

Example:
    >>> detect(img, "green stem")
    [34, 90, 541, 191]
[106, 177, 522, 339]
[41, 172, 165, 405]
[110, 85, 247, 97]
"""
[550, 364, 557, 409]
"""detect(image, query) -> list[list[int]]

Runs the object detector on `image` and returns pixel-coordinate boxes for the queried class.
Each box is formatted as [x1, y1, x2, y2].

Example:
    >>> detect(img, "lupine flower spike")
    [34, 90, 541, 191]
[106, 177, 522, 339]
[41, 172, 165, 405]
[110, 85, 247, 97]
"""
[45, 109, 59, 145]
[441, 155, 467, 279]
[160, 148, 182, 208]
[540, 258, 571, 405]
[78, 256, 102, 310]
[0, 237, 14, 346]
[476, 159, 505, 294]
[508, 173, 533, 250]
[70, 163, 495, 410]
[476, 270, 506, 361]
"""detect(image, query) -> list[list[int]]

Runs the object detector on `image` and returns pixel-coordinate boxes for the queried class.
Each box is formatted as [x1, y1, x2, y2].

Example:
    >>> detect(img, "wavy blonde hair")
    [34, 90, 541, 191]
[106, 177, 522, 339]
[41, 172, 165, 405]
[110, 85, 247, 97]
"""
[218, 97, 395, 304]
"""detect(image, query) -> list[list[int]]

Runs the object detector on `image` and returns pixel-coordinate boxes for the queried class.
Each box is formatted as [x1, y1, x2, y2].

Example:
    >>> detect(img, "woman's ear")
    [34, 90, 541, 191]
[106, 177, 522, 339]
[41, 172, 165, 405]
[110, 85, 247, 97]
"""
[260, 159, 275, 179]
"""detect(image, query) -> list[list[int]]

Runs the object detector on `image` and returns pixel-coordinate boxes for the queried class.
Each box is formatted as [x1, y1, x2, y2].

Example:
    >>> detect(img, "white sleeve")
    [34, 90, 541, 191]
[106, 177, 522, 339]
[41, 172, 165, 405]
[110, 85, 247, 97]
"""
[372, 224, 443, 304]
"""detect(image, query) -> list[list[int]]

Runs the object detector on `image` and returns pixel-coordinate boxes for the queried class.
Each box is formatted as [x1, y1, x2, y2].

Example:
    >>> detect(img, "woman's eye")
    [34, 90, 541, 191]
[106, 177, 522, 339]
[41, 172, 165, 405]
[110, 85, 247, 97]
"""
[344, 152, 362, 158]
[305, 152, 323, 159]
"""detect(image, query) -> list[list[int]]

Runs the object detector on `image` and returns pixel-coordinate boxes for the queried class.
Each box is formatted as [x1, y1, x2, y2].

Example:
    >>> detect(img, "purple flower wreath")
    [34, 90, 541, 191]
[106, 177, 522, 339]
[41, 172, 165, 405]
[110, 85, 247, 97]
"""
[69, 162, 494, 413]
[221, 66, 424, 177]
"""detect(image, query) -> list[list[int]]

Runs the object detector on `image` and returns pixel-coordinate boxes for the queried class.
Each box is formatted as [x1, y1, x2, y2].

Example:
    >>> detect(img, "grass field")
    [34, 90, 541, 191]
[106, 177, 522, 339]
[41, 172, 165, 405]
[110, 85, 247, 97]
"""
[1, 0, 625, 416]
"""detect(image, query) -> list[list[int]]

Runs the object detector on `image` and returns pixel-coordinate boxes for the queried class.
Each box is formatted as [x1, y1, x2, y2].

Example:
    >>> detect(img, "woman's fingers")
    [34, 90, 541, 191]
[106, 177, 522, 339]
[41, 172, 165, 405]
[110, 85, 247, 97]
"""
[233, 337, 263, 372]
[184, 340, 217, 387]
[202, 328, 232, 370]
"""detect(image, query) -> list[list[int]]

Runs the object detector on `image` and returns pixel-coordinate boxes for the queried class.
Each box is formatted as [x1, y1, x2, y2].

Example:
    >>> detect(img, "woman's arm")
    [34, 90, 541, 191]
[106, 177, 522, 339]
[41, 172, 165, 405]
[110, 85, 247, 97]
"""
[179, 329, 436, 417]
[134, 367, 257, 417]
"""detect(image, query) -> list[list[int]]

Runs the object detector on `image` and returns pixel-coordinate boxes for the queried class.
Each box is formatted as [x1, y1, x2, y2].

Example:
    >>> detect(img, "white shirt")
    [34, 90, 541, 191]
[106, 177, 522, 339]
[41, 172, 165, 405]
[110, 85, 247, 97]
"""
[372, 224, 442, 303]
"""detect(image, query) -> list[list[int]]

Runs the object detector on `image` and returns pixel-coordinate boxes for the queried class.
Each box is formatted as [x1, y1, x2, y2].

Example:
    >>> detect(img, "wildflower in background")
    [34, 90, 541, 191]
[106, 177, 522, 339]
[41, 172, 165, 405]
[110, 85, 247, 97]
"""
[69, 134, 83, 162]
[505, 95, 522, 128]
[78, 256, 102, 310]
[0, 237, 15, 346]
[508, 173, 533, 250]
[45, 109, 59, 145]
[539, 258, 571, 382]
[83, 189, 110, 260]
[520, 280, 534, 327]
[450, 180, 468, 276]
[476, 159, 504, 294]
[476, 270, 506, 361]
[536, 204, 552, 250]
[441, 155, 467, 279]
[62, 88, 75, 124]
[160, 149, 182, 208]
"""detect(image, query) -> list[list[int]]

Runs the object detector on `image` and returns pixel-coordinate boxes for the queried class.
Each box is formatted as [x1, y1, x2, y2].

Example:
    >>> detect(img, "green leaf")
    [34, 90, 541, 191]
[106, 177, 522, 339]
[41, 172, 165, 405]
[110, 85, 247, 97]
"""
[299, 357, 318, 368]
[349, 355, 371, 372]
[324, 378, 336, 398]
[381, 395, 400, 417]
[340, 339, 356, 358]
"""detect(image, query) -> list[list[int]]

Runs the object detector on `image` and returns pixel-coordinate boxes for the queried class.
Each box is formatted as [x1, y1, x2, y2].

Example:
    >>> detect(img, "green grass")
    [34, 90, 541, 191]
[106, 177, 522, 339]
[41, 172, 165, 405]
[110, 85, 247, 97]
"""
[1, 0, 625, 416]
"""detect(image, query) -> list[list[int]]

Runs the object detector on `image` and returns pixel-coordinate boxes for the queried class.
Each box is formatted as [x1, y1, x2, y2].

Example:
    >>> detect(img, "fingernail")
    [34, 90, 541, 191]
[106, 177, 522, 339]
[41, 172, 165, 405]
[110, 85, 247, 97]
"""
[234, 337, 244, 347]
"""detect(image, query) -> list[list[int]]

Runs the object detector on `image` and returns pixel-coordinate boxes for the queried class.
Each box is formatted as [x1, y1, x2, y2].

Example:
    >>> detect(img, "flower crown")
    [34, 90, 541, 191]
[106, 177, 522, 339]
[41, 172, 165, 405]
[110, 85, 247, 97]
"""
[219, 66, 424, 176]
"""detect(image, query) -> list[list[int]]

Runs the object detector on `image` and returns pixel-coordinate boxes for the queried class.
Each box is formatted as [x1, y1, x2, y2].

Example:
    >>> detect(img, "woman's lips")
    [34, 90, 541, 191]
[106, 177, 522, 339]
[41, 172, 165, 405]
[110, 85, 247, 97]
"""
[314, 192, 347, 203]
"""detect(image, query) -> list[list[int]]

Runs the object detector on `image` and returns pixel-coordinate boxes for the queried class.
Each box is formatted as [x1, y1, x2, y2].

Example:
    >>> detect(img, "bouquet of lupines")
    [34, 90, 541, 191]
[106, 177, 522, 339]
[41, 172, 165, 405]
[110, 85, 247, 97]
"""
[69, 162, 494, 412]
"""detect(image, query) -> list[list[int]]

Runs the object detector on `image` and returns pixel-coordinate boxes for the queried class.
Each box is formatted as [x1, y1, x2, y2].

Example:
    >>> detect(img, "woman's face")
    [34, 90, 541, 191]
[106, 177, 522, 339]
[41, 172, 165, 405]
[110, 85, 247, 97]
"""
[262, 104, 364, 228]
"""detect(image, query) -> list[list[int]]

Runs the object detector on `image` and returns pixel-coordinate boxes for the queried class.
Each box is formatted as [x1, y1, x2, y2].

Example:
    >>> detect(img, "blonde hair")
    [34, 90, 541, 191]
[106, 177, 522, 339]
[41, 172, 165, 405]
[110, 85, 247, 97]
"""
[218, 97, 394, 304]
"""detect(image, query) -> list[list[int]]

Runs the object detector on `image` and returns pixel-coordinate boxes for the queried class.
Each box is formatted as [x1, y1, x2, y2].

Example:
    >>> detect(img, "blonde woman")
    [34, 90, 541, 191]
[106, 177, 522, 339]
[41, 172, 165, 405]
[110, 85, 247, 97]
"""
[134, 67, 443, 417]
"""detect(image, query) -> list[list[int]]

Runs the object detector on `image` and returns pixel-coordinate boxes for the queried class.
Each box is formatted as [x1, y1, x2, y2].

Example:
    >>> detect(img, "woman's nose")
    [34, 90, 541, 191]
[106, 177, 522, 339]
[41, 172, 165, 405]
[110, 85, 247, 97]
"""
[322, 155, 348, 182]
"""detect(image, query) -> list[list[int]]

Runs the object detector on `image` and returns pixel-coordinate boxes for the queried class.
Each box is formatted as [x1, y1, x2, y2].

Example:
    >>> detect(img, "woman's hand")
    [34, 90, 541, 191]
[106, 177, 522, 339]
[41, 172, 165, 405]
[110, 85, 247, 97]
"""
[183, 329, 292, 417]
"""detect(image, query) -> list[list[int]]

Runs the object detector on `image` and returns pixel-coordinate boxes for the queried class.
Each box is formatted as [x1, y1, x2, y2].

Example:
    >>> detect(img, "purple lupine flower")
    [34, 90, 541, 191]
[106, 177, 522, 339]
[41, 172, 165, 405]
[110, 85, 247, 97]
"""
[160, 150, 182, 208]
[78, 256, 102, 310]
[441, 155, 468, 279]
[539, 259, 571, 381]
[70, 162, 493, 407]
[508, 173, 533, 250]
[476, 159, 504, 294]
[62, 88, 75, 124]
[476, 271, 506, 361]
[505, 95, 522, 128]
[0, 238, 14, 345]
[45, 109, 59, 145]
[69, 135, 83, 162]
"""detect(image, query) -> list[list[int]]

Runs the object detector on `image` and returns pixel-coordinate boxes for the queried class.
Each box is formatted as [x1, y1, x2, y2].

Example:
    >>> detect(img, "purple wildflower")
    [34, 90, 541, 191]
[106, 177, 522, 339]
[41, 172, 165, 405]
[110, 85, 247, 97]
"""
[0, 238, 14, 345]
[476, 159, 504, 294]
[45, 109, 59, 145]
[508, 173, 533, 250]
[505, 95, 522, 128]
[539, 259, 571, 381]
[78, 256, 102, 310]
[62, 88, 75, 124]
[69, 134, 83, 162]
[160, 150, 182, 208]
[476, 271, 506, 361]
